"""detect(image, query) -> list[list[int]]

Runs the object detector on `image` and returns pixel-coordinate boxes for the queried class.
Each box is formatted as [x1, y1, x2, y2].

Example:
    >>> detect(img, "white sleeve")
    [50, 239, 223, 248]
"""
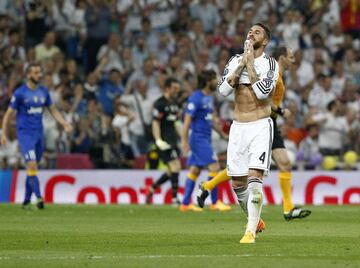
[112, 115, 127, 129]
[217, 55, 241, 96]
[251, 57, 279, 100]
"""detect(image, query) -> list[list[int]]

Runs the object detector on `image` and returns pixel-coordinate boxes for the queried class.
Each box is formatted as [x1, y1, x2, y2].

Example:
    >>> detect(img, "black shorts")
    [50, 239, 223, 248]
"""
[158, 146, 180, 164]
[271, 118, 285, 150]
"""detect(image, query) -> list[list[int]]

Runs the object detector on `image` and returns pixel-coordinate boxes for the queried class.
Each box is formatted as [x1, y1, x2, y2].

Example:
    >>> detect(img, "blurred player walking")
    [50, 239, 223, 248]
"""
[180, 70, 230, 212]
[145, 77, 182, 205]
[1, 63, 72, 209]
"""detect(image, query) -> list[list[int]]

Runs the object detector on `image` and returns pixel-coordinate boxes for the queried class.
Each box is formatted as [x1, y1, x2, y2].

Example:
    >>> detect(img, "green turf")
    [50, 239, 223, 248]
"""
[0, 204, 359, 268]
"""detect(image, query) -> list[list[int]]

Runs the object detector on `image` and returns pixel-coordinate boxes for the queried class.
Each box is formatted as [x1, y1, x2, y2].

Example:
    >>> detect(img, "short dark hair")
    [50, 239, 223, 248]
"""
[9, 29, 20, 36]
[254, 23, 271, 40]
[327, 100, 336, 111]
[109, 68, 121, 74]
[141, 16, 151, 25]
[164, 77, 179, 88]
[26, 62, 41, 74]
[197, 69, 217, 89]
[271, 46, 288, 60]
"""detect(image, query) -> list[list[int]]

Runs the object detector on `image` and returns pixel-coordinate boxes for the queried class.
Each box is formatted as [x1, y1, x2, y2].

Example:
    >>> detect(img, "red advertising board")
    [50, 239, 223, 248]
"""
[11, 170, 360, 205]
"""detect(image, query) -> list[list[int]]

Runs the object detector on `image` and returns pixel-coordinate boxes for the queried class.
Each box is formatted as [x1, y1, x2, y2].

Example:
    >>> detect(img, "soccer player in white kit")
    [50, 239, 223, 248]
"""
[218, 23, 279, 243]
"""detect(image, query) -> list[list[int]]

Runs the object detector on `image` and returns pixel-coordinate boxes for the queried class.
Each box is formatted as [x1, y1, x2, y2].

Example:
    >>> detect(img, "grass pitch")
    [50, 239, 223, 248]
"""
[0, 204, 359, 268]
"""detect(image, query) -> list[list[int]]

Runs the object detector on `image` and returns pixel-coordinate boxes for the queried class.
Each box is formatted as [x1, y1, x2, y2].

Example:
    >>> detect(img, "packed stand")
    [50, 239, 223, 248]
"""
[0, 0, 359, 170]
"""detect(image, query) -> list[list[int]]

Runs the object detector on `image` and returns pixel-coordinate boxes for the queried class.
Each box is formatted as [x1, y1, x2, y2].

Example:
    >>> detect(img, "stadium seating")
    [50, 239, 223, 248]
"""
[56, 153, 94, 169]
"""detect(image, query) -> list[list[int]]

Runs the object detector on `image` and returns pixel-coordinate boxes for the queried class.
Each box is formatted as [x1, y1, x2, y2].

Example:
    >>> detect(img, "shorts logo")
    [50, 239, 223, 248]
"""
[171, 150, 178, 158]
[187, 103, 195, 110]
[26, 150, 36, 161]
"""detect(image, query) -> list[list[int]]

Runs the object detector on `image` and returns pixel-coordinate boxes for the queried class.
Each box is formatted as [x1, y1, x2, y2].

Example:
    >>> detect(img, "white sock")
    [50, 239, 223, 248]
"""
[246, 177, 263, 235]
[233, 186, 248, 216]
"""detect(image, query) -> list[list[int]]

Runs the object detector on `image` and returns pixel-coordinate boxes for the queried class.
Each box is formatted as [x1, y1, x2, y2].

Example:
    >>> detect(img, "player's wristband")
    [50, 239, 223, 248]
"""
[218, 78, 235, 96]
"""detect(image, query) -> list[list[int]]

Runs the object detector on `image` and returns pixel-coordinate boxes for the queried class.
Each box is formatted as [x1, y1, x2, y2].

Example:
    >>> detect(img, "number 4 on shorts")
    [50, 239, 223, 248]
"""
[259, 152, 266, 164]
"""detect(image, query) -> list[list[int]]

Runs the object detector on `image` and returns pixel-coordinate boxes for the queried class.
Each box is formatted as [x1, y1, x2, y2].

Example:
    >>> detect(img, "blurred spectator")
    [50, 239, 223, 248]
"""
[148, 0, 175, 32]
[317, 100, 349, 156]
[298, 124, 322, 170]
[327, 23, 345, 56]
[67, 0, 87, 61]
[276, 9, 302, 51]
[343, 48, 360, 85]
[0, 125, 21, 169]
[121, 80, 155, 156]
[342, 79, 360, 113]
[83, 72, 99, 101]
[4, 0, 26, 29]
[119, 46, 135, 84]
[98, 68, 125, 116]
[97, 32, 123, 74]
[131, 35, 149, 68]
[86, 98, 112, 167]
[112, 98, 135, 168]
[140, 16, 159, 54]
[188, 18, 207, 51]
[43, 73, 60, 106]
[8, 29, 26, 61]
[308, 74, 336, 111]
[155, 34, 175, 68]
[126, 57, 158, 95]
[170, 4, 191, 34]
[35, 31, 60, 62]
[344, 107, 360, 153]
[66, 58, 83, 87]
[190, 0, 220, 33]
[71, 117, 91, 153]
[292, 49, 315, 89]
[50, 0, 75, 51]
[118, 0, 145, 33]
[331, 60, 347, 96]
[85, 0, 111, 72]
[213, 19, 233, 49]
[25, 0, 51, 48]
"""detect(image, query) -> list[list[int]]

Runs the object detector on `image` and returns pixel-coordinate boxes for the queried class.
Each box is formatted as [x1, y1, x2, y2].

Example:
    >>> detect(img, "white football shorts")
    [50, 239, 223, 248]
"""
[227, 117, 274, 176]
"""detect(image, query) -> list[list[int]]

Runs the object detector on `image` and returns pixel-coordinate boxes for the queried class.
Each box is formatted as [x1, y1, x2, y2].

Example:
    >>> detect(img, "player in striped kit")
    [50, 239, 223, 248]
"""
[198, 23, 279, 243]
[197, 47, 311, 221]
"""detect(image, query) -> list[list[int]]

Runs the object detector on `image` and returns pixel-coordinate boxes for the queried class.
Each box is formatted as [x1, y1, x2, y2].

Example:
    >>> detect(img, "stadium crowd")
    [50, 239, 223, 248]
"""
[0, 0, 359, 170]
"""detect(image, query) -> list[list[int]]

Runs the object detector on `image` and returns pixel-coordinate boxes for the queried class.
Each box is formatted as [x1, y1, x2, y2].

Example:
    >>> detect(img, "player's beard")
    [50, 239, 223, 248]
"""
[30, 76, 40, 85]
[252, 40, 262, 50]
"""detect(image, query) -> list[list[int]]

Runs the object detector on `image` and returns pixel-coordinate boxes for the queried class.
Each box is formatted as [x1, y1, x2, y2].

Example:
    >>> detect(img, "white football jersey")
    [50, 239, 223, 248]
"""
[218, 52, 279, 100]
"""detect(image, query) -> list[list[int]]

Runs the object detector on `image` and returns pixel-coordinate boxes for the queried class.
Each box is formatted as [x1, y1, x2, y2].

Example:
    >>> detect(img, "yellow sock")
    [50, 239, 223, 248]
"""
[207, 171, 217, 179]
[27, 170, 37, 176]
[204, 169, 230, 191]
[278, 172, 294, 213]
[187, 172, 198, 181]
